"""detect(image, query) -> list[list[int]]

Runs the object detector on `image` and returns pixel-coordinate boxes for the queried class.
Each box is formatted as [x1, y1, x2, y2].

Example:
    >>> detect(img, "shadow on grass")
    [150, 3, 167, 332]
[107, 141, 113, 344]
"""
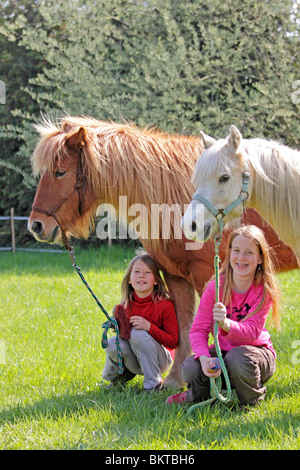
[0, 376, 298, 450]
[0, 382, 168, 430]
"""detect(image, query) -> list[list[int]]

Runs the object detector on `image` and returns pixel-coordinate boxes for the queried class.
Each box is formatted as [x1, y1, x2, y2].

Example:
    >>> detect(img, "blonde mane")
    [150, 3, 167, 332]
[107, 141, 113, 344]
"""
[243, 138, 300, 247]
[32, 116, 203, 240]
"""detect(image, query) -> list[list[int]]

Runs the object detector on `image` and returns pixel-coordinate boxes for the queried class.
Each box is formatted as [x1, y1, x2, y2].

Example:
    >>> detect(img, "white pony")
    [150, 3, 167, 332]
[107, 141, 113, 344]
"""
[182, 125, 300, 264]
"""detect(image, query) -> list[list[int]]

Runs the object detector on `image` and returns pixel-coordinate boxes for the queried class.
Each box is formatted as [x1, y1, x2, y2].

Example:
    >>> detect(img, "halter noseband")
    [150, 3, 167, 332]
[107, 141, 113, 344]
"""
[31, 147, 85, 253]
[192, 171, 250, 237]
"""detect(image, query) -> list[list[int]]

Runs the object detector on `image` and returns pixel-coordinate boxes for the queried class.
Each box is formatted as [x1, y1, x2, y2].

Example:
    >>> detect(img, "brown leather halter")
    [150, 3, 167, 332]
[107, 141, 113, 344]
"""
[31, 148, 85, 253]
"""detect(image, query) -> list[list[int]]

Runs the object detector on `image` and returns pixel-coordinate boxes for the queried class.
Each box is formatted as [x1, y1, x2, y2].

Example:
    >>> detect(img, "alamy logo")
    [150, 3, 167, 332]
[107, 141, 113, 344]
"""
[0, 80, 5, 104]
[95, 196, 204, 250]
[0, 340, 5, 364]
[291, 80, 300, 105]
[291, 340, 300, 365]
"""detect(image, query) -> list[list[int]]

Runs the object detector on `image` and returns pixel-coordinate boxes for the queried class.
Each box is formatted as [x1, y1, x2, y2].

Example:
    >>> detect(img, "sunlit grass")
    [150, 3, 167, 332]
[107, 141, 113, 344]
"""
[0, 246, 299, 449]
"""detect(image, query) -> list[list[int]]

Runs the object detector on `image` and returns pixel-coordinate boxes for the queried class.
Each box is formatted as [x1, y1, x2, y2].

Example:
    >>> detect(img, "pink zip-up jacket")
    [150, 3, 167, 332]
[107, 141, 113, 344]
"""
[189, 279, 276, 359]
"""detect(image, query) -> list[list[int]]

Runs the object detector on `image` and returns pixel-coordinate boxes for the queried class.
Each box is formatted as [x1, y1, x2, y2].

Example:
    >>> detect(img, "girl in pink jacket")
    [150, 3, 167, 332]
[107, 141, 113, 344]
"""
[167, 225, 280, 409]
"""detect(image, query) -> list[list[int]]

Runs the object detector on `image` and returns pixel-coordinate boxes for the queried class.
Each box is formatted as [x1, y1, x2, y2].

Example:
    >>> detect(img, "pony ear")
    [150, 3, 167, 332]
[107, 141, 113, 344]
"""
[66, 127, 87, 150]
[228, 125, 242, 150]
[200, 131, 216, 149]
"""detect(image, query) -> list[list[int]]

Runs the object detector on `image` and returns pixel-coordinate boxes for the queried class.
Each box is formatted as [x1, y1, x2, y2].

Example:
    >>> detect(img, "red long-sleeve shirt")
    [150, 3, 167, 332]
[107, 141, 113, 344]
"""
[124, 292, 179, 357]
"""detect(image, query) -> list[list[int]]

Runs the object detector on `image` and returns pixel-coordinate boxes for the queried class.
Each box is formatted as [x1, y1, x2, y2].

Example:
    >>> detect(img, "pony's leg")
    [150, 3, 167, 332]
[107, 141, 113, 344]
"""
[162, 274, 195, 389]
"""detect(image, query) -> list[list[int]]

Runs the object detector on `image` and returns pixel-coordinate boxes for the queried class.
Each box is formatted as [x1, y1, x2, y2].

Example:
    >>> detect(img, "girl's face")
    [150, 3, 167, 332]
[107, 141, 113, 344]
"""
[129, 259, 157, 298]
[230, 234, 262, 283]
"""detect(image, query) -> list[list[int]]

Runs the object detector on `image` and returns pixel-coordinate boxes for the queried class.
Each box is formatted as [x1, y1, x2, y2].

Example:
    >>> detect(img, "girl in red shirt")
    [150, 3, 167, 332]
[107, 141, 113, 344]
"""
[102, 253, 179, 391]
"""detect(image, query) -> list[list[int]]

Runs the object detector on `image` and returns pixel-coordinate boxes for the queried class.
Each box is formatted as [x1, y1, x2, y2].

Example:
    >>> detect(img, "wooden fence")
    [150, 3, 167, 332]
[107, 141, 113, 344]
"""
[0, 208, 64, 254]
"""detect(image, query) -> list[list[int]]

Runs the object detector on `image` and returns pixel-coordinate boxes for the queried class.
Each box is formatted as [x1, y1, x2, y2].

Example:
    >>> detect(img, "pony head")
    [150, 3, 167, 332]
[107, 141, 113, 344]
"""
[181, 125, 254, 242]
[28, 120, 98, 244]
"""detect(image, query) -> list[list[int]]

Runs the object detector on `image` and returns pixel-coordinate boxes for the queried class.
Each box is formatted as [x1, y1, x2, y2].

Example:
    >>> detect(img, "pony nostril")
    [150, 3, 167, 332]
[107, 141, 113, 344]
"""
[31, 220, 43, 234]
[203, 223, 211, 240]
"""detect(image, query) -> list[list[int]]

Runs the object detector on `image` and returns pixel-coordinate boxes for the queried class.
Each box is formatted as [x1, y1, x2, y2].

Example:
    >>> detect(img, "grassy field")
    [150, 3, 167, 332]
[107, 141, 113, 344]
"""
[0, 245, 299, 450]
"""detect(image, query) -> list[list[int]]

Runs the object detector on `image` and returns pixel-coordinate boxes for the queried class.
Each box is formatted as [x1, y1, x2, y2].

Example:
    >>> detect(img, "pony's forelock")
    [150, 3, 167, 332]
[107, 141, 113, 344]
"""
[32, 118, 68, 177]
[192, 139, 229, 186]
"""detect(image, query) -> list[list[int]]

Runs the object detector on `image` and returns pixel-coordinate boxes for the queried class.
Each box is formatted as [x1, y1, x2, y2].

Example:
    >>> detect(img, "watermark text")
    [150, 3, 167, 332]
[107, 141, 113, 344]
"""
[291, 80, 300, 105]
[0, 80, 5, 104]
[0, 340, 5, 364]
[96, 196, 203, 250]
[291, 340, 300, 365]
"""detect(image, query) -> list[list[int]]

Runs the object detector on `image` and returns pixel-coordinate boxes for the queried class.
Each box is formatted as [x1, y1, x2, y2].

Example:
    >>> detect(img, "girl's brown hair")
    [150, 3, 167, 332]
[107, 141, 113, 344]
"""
[220, 225, 280, 328]
[121, 253, 171, 307]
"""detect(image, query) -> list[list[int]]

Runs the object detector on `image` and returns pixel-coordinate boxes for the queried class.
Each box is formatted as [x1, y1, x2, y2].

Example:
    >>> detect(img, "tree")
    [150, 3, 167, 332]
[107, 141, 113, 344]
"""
[0, 0, 299, 224]
[0, 1, 44, 220]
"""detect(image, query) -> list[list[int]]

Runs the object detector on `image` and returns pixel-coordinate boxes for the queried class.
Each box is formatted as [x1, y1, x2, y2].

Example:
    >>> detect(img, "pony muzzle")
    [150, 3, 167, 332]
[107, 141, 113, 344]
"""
[30, 219, 44, 236]
[180, 211, 210, 242]
[28, 218, 60, 243]
[203, 222, 212, 241]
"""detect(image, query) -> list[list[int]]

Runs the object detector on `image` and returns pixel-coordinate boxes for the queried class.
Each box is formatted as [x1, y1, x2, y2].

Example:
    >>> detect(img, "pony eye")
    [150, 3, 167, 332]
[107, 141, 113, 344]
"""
[55, 169, 66, 178]
[219, 174, 230, 183]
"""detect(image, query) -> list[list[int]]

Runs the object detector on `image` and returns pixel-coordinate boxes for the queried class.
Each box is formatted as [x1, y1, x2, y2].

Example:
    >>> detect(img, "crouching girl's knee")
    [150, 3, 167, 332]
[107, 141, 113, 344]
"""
[225, 347, 254, 379]
[129, 328, 150, 349]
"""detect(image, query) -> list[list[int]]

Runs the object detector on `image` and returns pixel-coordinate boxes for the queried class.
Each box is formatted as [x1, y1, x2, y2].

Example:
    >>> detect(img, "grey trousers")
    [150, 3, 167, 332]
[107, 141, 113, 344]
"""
[102, 327, 172, 389]
[182, 345, 276, 406]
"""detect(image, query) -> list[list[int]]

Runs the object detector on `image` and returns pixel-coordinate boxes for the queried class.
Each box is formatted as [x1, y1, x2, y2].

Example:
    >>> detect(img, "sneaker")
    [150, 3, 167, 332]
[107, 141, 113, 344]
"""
[143, 380, 163, 393]
[239, 401, 261, 412]
[107, 367, 136, 387]
[166, 390, 188, 405]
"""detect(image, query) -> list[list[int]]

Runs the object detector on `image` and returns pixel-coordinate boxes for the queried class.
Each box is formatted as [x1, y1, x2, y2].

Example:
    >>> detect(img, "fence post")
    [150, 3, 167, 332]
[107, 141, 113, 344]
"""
[10, 208, 15, 254]
[108, 217, 112, 248]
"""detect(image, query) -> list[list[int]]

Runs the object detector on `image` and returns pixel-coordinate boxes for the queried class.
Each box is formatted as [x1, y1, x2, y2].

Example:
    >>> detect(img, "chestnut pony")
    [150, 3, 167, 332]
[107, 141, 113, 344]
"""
[28, 117, 298, 387]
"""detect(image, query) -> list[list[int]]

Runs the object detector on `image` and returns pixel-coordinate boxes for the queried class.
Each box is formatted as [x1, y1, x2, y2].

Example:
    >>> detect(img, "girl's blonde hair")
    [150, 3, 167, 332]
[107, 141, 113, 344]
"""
[121, 253, 171, 308]
[220, 225, 280, 328]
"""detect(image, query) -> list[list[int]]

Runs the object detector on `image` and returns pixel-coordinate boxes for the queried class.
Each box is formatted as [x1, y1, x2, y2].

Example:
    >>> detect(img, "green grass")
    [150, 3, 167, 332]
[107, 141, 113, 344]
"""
[0, 246, 299, 450]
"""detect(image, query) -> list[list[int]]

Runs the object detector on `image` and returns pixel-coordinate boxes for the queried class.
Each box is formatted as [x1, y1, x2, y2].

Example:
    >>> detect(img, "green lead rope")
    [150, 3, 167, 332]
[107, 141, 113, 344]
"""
[188, 238, 232, 413]
[72, 262, 124, 375]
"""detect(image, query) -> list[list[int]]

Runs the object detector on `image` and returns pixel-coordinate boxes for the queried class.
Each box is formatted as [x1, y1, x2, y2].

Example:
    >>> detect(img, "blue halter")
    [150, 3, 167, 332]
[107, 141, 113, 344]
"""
[192, 171, 250, 237]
